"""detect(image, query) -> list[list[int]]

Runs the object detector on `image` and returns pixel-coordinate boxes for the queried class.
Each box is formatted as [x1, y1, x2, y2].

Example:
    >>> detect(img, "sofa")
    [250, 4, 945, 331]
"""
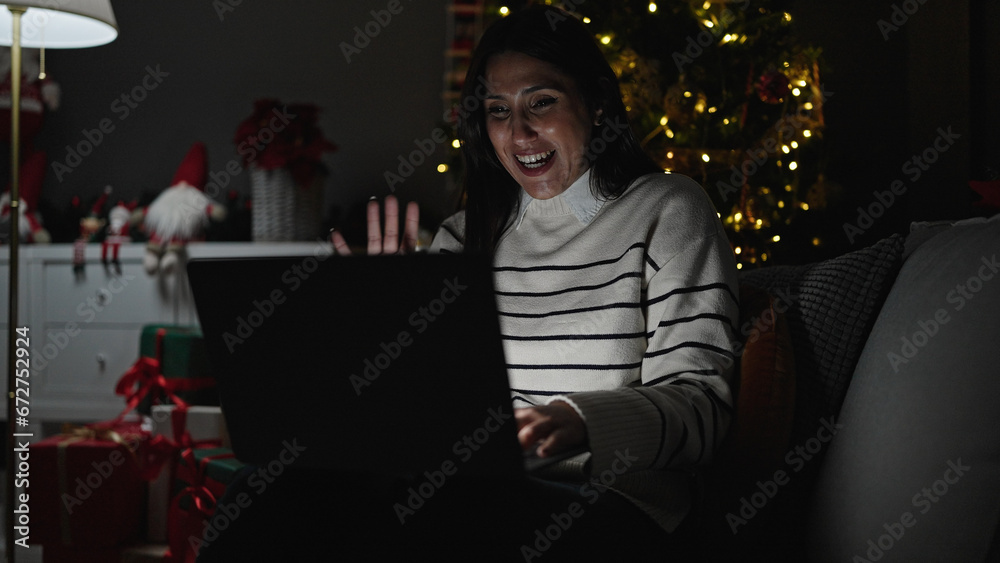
[693, 212, 1000, 562]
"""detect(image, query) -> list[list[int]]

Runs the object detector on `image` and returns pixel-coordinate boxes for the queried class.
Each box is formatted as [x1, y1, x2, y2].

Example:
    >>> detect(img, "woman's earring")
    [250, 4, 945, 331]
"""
[594, 110, 605, 126]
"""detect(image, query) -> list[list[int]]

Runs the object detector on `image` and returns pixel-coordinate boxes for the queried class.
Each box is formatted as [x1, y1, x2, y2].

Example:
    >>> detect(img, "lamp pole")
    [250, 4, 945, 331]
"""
[6, 7, 24, 562]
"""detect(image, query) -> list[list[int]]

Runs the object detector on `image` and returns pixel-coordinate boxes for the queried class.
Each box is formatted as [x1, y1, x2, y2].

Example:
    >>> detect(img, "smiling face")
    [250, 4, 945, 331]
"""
[483, 52, 597, 200]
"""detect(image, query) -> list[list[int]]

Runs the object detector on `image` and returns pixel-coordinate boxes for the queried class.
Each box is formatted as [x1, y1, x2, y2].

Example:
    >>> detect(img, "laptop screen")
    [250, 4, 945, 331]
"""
[186, 253, 526, 479]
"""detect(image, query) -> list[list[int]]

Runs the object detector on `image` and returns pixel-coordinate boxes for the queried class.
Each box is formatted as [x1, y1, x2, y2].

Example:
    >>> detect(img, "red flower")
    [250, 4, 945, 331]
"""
[233, 99, 338, 187]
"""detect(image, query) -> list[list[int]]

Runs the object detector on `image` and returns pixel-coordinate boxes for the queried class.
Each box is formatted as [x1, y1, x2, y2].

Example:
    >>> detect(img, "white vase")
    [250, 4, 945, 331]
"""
[249, 165, 324, 241]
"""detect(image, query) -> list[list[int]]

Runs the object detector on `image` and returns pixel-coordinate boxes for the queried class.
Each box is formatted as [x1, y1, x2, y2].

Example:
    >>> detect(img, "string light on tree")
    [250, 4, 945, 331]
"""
[557, 0, 827, 267]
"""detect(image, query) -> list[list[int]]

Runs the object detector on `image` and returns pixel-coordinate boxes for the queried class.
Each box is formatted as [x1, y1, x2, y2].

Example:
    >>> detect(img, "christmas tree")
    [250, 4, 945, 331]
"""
[470, 0, 831, 267]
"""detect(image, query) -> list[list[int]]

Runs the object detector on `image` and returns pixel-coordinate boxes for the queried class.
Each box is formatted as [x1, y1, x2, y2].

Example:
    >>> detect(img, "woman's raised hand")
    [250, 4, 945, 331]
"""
[331, 194, 420, 256]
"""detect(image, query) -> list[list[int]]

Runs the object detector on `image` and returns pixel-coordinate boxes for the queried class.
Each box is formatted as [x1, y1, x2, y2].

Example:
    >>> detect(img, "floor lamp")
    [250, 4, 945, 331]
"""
[0, 2, 117, 561]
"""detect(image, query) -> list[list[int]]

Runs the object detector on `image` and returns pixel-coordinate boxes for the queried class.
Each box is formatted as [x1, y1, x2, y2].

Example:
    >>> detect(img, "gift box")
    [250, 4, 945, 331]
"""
[117, 325, 218, 414]
[149, 405, 229, 449]
[166, 447, 246, 563]
[42, 543, 123, 563]
[140, 325, 208, 379]
[147, 406, 229, 543]
[174, 447, 244, 502]
[42, 543, 169, 563]
[120, 543, 170, 563]
[30, 418, 166, 548]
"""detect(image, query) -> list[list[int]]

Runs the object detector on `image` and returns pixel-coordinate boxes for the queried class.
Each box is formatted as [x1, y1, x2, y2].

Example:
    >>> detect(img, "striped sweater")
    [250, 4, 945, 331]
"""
[430, 170, 740, 532]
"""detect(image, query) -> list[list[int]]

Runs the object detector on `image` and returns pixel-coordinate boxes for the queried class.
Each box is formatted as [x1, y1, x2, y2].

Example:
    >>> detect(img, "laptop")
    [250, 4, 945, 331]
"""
[186, 252, 580, 479]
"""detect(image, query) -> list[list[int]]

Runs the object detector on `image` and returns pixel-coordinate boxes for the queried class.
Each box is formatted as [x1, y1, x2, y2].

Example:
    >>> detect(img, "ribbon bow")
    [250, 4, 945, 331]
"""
[166, 485, 218, 563]
[60, 423, 127, 445]
[114, 328, 192, 416]
[165, 450, 237, 563]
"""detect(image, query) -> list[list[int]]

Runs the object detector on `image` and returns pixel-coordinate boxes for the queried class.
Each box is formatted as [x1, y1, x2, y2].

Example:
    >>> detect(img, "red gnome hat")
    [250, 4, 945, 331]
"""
[171, 141, 208, 189]
[91, 185, 111, 217]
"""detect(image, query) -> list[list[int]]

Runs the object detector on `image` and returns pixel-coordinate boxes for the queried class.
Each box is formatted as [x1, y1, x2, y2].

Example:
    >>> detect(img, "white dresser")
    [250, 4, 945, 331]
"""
[0, 241, 326, 425]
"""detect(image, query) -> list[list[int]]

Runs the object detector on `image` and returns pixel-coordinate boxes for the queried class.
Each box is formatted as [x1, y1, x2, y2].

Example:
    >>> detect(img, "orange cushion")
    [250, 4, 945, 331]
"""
[723, 283, 797, 477]
[693, 284, 797, 548]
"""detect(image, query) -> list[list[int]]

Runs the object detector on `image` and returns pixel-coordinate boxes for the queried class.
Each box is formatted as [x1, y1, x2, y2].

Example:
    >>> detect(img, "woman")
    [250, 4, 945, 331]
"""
[205, 5, 738, 561]
[352, 1, 737, 554]
[438, 4, 740, 554]
[428, 8, 740, 488]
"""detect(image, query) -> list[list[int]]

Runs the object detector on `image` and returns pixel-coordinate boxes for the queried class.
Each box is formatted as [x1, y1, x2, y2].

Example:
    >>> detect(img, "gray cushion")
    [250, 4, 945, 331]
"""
[739, 234, 905, 447]
[807, 214, 1000, 562]
[724, 235, 905, 557]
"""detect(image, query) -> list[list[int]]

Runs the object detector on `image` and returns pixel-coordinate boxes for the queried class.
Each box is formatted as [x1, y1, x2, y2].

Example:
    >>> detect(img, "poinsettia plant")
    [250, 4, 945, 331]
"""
[233, 98, 338, 187]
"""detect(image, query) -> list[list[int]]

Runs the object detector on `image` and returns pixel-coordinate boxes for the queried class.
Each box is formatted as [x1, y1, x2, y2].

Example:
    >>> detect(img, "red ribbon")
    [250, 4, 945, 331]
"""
[170, 405, 205, 451]
[165, 485, 217, 563]
[139, 434, 181, 481]
[112, 327, 215, 426]
[109, 326, 226, 559]
[164, 450, 238, 563]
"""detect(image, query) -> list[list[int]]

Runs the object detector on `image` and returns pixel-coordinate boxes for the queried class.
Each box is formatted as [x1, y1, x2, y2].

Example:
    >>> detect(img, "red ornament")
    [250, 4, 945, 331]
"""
[755, 70, 791, 104]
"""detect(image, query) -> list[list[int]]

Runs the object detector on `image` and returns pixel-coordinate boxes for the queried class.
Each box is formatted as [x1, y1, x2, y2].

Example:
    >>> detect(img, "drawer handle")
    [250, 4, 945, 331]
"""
[96, 353, 107, 369]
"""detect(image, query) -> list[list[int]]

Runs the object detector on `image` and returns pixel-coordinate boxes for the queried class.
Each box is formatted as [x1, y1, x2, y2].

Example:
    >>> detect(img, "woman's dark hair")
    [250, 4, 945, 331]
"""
[457, 4, 661, 253]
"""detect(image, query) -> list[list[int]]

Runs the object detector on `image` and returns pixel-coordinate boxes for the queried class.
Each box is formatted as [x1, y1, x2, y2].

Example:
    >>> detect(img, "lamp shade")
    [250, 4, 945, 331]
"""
[0, 0, 117, 48]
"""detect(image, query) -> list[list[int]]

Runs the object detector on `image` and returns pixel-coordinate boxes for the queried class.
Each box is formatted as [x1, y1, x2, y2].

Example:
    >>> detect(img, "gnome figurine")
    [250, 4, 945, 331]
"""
[135, 142, 226, 274]
[103, 197, 137, 274]
[73, 186, 110, 279]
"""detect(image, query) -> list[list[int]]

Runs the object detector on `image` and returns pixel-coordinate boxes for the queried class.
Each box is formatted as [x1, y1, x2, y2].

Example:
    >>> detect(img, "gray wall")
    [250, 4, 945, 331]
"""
[33, 0, 457, 240]
[790, 0, 997, 252]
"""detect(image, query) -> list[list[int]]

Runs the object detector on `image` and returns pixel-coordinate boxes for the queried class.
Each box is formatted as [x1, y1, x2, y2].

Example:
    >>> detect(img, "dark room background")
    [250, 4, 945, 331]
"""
[20, 0, 1000, 261]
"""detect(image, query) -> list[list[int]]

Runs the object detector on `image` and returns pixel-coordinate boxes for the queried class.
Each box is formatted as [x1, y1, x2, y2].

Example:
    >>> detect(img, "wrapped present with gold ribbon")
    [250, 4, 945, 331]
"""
[30, 417, 174, 548]
[41, 544, 125, 563]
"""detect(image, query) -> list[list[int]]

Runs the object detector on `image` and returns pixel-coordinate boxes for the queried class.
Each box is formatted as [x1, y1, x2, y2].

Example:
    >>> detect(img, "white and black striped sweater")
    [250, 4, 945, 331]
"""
[430, 170, 740, 531]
